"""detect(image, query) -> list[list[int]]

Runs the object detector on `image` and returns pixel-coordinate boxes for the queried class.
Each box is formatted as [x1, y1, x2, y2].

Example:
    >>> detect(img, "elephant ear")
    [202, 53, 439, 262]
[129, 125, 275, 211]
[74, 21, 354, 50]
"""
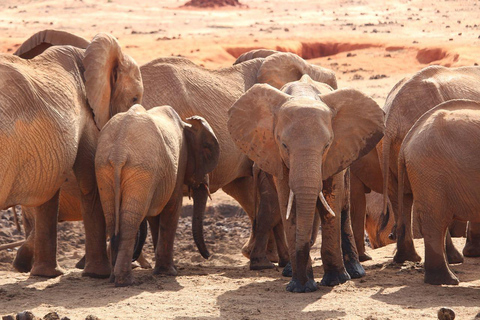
[320, 88, 385, 179]
[228, 83, 290, 179]
[184, 116, 220, 186]
[258, 52, 338, 90]
[14, 29, 90, 59]
[83, 33, 124, 129]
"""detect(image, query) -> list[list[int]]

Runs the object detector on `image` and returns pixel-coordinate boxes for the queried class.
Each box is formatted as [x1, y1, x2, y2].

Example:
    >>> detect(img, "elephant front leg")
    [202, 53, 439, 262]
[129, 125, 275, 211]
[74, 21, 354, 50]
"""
[350, 174, 371, 262]
[154, 196, 182, 276]
[319, 177, 350, 287]
[30, 190, 64, 277]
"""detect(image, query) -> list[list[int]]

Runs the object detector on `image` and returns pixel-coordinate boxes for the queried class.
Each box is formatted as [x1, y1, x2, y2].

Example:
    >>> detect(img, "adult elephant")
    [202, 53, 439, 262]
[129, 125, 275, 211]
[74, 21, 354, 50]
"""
[381, 65, 480, 262]
[396, 99, 480, 285]
[4, 30, 143, 277]
[228, 76, 385, 292]
[15, 30, 338, 268]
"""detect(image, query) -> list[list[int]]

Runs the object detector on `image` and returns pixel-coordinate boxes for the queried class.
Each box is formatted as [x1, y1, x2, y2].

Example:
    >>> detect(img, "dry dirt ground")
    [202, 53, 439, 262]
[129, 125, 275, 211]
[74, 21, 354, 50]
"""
[0, 0, 479, 319]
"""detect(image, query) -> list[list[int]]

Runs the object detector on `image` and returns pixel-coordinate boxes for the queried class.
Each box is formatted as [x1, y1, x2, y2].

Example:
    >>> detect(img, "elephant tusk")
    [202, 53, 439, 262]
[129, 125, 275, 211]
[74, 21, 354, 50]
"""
[286, 189, 294, 220]
[319, 191, 335, 219]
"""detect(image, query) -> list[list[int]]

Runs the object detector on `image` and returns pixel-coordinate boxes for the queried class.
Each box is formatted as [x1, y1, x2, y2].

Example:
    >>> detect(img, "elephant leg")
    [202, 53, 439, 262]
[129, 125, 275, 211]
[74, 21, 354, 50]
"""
[319, 176, 350, 287]
[74, 134, 110, 278]
[148, 215, 160, 252]
[273, 222, 289, 267]
[223, 177, 278, 262]
[80, 189, 110, 278]
[350, 175, 371, 262]
[393, 194, 421, 263]
[249, 173, 284, 270]
[423, 216, 459, 285]
[14, 206, 36, 272]
[30, 190, 64, 277]
[340, 185, 366, 279]
[463, 222, 480, 257]
[445, 230, 463, 264]
[154, 196, 182, 276]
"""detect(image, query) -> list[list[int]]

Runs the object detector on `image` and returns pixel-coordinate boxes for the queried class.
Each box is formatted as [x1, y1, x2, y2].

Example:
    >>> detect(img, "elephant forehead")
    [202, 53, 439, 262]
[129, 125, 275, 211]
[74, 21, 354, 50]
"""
[280, 99, 331, 118]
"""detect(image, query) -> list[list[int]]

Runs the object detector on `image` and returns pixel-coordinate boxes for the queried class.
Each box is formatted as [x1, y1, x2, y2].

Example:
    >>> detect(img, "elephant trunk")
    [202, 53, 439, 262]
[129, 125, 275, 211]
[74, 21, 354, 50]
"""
[192, 184, 211, 259]
[132, 219, 148, 262]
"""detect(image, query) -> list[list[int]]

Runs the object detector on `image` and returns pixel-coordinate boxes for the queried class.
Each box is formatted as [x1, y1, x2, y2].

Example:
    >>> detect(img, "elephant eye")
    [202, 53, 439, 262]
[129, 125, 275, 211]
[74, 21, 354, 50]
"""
[132, 97, 138, 103]
[282, 143, 288, 150]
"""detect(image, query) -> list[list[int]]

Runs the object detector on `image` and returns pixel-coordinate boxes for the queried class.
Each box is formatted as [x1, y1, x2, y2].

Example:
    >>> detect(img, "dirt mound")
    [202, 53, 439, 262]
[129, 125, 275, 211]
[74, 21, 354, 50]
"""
[182, 0, 245, 8]
[416, 47, 460, 66]
[225, 41, 381, 60]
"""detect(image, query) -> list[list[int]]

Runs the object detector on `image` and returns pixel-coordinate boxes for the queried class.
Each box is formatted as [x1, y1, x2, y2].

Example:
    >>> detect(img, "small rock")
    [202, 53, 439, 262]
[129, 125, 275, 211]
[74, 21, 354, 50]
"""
[43, 312, 60, 320]
[3, 315, 15, 320]
[437, 307, 455, 320]
[85, 316, 99, 320]
[60, 318, 71, 320]
[16, 311, 38, 320]
[475, 311, 480, 318]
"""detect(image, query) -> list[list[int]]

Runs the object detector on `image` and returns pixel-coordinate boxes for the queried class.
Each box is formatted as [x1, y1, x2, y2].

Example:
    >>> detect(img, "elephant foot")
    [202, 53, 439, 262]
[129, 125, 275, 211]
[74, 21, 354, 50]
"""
[113, 272, 134, 287]
[30, 263, 64, 278]
[250, 256, 275, 270]
[393, 249, 421, 264]
[286, 278, 318, 293]
[319, 268, 350, 287]
[278, 257, 289, 268]
[13, 246, 34, 273]
[282, 262, 292, 277]
[75, 255, 86, 269]
[82, 261, 111, 279]
[424, 269, 459, 286]
[153, 264, 178, 276]
[358, 252, 372, 262]
[447, 250, 464, 264]
[463, 241, 480, 257]
[266, 249, 279, 264]
[344, 258, 366, 279]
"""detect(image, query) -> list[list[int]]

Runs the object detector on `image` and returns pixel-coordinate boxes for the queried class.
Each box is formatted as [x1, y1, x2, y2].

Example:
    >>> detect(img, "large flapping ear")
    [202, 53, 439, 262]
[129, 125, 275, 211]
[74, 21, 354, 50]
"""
[228, 83, 291, 179]
[83, 33, 123, 129]
[14, 29, 90, 59]
[257, 52, 338, 90]
[320, 88, 385, 179]
[233, 49, 279, 65]
[184, 116, 220, 185]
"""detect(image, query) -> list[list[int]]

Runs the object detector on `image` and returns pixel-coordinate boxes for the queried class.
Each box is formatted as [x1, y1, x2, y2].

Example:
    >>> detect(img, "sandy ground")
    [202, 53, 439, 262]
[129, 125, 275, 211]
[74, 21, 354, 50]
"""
[0, 0, 479, 319]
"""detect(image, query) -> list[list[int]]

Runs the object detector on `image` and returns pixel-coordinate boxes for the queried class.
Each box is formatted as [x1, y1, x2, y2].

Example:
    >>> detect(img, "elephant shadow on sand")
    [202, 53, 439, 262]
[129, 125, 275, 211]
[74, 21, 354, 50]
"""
[0, 269, 183, 313]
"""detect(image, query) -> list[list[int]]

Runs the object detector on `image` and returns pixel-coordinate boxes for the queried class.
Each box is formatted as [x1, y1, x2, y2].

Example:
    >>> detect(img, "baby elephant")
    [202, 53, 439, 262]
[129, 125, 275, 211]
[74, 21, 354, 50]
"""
[96, 104, 219, 286]
[395, 99, 480, 285]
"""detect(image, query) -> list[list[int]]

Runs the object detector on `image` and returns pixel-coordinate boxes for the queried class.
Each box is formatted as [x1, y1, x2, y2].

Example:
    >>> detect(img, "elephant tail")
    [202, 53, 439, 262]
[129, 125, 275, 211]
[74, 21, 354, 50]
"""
[380, 135, 391, 234]
[110, 161, 124, 265]
[396, 146, 409, 242]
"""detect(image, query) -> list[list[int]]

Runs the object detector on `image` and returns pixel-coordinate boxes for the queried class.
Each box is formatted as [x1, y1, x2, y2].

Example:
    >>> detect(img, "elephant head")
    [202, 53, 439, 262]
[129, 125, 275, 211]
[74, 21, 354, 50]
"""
[14, 30, 143, 131]
[183, 116, 220, 259]
[83, 33, 143, 129]
[228, 78, 384, 285]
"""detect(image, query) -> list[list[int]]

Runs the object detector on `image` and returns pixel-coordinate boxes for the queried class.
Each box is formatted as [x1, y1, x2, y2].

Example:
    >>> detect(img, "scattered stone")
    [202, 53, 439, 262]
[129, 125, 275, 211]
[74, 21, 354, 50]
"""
[85, 316, 99, 320]
[16, 311, 39, 320]
[437, 307, 455, 320]
[43, 312, 60, 320]
[475, 311, 480, 318]
[182, 0, 245, 8]
[346, 53, 357, 57]
[369, 74, 388, 80]
[3, 315, 15, 320]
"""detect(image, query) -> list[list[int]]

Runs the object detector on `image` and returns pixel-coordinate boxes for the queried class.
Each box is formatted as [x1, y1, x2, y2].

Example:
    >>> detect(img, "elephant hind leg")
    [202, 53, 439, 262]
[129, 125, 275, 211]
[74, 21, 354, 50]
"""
[463, 222, 480, 257]
[393, 194, 421, 263]
[445, 230, 463, 264]
[30, 190, 64, 278]
[423, 208, 459, 285]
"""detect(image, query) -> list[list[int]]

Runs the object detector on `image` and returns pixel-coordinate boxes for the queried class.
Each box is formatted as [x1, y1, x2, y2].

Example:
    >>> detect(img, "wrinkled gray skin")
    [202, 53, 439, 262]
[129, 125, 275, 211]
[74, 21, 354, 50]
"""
[2, 31, 143, 278]
[228, 76, 385, 292]
[96, 105, 219, 286]
[381, 65, 480, 262]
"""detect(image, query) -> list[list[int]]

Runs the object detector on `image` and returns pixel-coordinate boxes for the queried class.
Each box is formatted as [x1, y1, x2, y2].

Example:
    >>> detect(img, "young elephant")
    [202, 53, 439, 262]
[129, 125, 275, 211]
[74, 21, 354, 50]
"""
[228, 75, 385, 292]
[96, 104, 219, 287]
[396, 99, 480, 285]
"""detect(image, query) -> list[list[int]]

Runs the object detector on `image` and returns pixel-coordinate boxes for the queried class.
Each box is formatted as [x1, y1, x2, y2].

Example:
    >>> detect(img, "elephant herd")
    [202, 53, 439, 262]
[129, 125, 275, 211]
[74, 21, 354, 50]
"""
[1, 29, 479, 293]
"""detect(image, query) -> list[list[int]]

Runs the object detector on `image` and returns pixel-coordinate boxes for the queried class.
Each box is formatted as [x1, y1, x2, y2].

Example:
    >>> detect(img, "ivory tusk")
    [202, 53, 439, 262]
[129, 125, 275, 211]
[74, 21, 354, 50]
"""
[286, 189, 294, 220]
[320, 191, 336, 219]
